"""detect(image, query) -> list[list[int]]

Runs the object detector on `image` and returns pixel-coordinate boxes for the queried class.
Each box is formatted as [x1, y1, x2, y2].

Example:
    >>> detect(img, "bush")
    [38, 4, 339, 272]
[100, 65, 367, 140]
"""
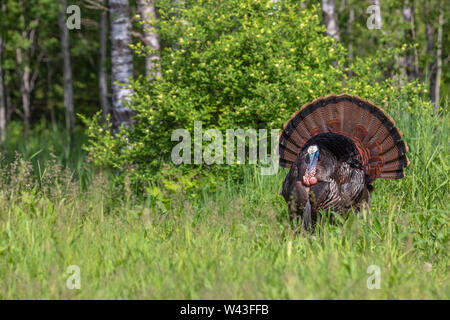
[83, 0, 433, 196]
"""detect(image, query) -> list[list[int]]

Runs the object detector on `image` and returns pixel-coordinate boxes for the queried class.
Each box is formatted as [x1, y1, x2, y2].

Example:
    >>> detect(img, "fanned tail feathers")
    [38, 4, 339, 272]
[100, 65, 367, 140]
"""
[279, 94, 409, 182]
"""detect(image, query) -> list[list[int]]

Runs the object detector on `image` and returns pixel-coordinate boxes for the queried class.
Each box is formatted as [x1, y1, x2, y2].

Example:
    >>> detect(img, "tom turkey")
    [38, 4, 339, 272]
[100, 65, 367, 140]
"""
[279, 94, 409, 230]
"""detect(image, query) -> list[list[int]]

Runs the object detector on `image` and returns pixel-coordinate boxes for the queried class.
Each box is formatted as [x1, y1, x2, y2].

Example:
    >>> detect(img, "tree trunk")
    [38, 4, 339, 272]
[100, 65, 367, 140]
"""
[372, 0, 382, 28]
[137, 0, 161, 80]
[347, 6, 354, 77]
[5, 70, 12, 122]
[14, 1, 41, 141]
[46, 59, 57, 132]
[321, 0, 340, 41]
[402, 0, 419, 80]
[424, 1, 436, 104]
[109, 0, 134, 132]
[0, 35, 6, 147]
[16, 47, 31, 140]
[99, 0, 110, 123]
[434, 0, 443, 113]
[58, 0, 75, 150]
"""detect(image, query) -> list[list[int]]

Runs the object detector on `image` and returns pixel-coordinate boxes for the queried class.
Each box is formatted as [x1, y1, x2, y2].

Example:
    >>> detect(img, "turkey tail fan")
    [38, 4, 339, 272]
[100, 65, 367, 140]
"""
[279, 94, 410, 182]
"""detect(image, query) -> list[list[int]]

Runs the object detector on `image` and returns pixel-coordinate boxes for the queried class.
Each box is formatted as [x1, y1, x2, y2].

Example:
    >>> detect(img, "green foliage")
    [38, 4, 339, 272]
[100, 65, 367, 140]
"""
[84, 0, 433, 194]
[2, 120, 91, 189]
[0, 0, 112, 128]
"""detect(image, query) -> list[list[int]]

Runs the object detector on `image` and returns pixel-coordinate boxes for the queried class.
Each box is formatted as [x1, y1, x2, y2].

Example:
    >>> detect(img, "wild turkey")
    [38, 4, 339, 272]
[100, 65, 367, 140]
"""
[279, 94, 409, 230]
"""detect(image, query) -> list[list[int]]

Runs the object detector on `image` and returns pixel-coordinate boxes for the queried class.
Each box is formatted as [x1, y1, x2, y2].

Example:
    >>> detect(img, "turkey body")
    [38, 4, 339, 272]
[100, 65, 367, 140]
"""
[279, 94, 409, 230]
[281, 133, 369, 228]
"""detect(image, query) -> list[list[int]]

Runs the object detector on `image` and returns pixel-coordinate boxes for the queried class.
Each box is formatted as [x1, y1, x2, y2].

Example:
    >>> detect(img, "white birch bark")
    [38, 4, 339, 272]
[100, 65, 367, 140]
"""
[0, 35, 5, 146]
[99, 0, 110, 123]
[424, 0, 436, 104]
[347, 6, 354, 77]
[58, 0, 75, 149]
[434, 0, 443, 112]
[402, 0, 419, 80]
[372, 0, 382, 29]
[137, 0, 161, 79]
[321, 0, 340, 41]
[16, 45, 31, 140]
[109, 0, 134, 132]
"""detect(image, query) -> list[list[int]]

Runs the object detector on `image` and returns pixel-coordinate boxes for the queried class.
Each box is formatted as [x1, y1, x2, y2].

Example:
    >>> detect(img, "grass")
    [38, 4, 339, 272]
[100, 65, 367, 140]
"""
[0, 101, 448, 299]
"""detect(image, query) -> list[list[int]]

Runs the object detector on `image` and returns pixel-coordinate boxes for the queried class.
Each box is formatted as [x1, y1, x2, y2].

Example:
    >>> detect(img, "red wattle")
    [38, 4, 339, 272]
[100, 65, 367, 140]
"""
[302, 176, 310, 186]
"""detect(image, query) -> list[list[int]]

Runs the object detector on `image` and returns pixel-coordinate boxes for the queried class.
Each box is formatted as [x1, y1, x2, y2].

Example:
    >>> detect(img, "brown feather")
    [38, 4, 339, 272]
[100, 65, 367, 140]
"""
[279, 94, 409, 181]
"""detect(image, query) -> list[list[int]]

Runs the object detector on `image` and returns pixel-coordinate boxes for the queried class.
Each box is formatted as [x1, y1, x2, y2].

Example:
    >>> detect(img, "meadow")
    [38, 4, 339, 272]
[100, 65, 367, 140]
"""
[0, 99, 448, 299]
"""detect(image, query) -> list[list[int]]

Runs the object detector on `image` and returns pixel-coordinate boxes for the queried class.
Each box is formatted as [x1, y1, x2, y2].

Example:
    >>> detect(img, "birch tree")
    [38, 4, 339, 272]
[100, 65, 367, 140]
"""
[46, 58, 57, 132]
[372, 0, 382, 29]
[109, 0, 134, 132]
[424, 0, 436, 104]
[347, 4, 354, 77]
[402, 0, 419, 80]
[434, 0, 443, 112]
[0, 34, 5, 147]
[321, 0, 340, 41]
[58, 0, 75, 149]
[15, 0, 42, 140]
[137, 0, 161, 79]
[99, 0, 110, 123]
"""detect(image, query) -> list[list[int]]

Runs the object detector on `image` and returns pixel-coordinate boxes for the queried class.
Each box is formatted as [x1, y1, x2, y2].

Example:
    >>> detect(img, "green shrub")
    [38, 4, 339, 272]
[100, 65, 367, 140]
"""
[83, 0, 433, 195]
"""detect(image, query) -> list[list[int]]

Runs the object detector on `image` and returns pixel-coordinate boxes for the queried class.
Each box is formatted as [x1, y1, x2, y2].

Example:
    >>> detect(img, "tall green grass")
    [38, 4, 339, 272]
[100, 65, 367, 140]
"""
[2, 120, 92, 189]
[0, 101, 448, 299]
